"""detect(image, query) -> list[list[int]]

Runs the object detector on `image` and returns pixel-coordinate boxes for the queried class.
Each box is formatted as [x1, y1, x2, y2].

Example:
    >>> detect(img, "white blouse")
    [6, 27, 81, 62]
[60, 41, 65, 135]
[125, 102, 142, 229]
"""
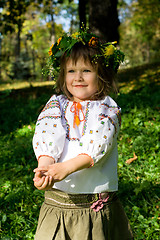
[33, 95, 121, 193]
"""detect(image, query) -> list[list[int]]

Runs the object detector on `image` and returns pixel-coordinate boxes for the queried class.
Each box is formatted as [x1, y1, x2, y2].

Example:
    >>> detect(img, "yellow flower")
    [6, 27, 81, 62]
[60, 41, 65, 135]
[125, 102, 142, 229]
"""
[57, 37, 62, 45]
[111, 41, 117, 45]
[48, 44, 54, 56]
[72, 32, 79, 39]
[104, 45, 115, 56]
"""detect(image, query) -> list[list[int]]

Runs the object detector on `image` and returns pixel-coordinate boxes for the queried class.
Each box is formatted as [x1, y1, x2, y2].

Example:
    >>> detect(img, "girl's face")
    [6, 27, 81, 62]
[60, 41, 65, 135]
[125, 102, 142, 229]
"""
[65, 57, 98, 102]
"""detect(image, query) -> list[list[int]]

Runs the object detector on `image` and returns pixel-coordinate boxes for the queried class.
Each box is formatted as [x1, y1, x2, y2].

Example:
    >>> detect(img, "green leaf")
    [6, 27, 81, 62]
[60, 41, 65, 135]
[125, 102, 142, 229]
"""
[2, 214, 7, 223]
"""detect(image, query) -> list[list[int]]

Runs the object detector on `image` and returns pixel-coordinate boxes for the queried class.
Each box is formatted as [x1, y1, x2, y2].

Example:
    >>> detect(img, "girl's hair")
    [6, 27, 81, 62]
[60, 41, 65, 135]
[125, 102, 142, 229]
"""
[56, 42, 118, 100]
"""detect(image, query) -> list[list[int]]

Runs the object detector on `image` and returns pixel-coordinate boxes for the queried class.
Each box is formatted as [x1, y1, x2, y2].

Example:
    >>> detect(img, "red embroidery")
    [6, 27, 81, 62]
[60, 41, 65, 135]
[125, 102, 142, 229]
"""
[37, 155, 55, 162]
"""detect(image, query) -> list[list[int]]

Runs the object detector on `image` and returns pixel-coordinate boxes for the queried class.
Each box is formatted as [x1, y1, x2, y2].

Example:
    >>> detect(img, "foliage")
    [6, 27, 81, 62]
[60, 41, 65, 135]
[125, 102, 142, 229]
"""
[60, 1, 79, 33]
[0, 90, 53, 239]
[117, 63, 160, 239]
[0, 0, 75, 81]
[0, 0, 30, 34]
[0, 63, 159, 239]
[119, 0, 160, 66]
[1, 0, 159, 81]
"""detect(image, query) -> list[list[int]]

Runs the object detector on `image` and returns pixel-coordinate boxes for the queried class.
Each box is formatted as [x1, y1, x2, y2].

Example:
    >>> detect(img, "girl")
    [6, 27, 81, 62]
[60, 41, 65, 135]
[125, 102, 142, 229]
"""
[33, 30, 133, 240]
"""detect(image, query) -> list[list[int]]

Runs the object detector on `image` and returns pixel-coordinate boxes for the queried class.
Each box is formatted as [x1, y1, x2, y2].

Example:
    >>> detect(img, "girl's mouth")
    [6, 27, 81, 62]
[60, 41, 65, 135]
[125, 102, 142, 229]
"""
[73, 85, 87, 88]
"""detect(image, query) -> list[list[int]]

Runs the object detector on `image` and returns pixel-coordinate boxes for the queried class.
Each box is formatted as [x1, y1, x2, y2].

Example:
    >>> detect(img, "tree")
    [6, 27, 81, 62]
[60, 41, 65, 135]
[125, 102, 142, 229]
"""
[40, 0, 75, 41]
[65, 2, 79, 33]
[39, 0, 57, 44]
[1, 0, 32, 58]
[119, 0, 160, 66]
[78, 0, 120, 42]
[88, 0, 120, 42]
[78, 0, 87, 28]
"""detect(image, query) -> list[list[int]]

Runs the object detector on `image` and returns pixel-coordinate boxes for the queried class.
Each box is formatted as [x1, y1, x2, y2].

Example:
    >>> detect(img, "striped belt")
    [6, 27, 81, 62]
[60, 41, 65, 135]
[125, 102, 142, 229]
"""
[45, 189, 118, 211]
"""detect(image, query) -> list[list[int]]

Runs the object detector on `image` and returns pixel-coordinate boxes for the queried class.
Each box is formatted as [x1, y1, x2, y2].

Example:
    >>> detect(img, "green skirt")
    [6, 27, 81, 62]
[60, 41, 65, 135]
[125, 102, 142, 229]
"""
[34, 189, 133, 240]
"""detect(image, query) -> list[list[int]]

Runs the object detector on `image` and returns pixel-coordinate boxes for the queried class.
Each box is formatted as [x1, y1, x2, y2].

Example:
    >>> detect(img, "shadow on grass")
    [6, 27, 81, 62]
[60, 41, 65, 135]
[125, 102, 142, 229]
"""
[118, 61, 160, 83]
[0, 86, 56, 134]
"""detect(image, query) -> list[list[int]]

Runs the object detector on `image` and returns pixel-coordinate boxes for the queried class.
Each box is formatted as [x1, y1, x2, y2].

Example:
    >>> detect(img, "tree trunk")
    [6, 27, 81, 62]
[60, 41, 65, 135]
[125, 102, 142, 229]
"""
[79, 0, 87, 28]
[32, 49, 36, 75]
[89, 0, 120, 42]
[70, 11, 74, 34]
[15, 21, 22, 58]
[50, 1, 56, 44]
[0, 36, 2, 81]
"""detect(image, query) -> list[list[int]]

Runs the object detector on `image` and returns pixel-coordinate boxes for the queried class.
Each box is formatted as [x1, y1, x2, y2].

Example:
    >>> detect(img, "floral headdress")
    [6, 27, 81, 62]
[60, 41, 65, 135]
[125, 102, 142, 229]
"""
[47, 28, 124, 76]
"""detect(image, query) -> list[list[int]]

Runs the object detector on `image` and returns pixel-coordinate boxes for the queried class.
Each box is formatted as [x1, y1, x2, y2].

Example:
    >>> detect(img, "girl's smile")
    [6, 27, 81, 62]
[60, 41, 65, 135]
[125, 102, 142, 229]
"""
[65, 57, 98, 102]
[73, 84, 88, 87]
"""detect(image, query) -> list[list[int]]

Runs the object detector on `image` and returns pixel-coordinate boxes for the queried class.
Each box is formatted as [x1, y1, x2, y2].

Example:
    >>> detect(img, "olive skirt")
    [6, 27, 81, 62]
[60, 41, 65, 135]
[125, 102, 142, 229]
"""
[34, 189, 133, 240]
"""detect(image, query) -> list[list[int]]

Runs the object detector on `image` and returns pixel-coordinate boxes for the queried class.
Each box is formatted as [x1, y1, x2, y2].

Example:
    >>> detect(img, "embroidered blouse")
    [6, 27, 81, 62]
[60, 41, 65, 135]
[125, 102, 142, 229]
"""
[33, 94, 121, 193]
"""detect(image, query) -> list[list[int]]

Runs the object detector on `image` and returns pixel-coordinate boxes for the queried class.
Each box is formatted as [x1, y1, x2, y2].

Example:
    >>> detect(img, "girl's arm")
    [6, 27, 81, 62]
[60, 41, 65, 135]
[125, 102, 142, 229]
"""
[32, 95, 66, 164]
[38, 155, 55, 167]
[33, 154, 92, 183]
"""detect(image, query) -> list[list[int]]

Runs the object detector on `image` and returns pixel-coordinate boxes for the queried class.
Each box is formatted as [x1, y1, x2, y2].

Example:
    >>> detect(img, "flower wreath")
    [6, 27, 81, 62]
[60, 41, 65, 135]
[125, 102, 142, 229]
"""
[46, 28, 125, 76]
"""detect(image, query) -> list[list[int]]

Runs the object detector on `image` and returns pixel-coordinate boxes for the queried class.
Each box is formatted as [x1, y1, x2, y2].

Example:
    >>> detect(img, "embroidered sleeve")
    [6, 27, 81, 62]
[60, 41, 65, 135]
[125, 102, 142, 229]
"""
[78, 98, 121, 166]
[32, 95, 66, 162]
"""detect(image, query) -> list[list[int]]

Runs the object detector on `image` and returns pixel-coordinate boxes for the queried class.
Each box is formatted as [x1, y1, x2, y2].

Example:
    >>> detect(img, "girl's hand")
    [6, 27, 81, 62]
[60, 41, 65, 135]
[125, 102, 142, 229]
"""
[33, 171, 54, 190]
[34, 154, 92, 183]
[33, 155, 55, 190]
[34, 162, 70, 183]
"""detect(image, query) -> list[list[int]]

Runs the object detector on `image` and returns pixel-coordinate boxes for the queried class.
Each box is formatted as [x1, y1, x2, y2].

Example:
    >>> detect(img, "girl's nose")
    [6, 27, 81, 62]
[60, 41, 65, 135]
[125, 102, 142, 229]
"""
[75, 71, 83, 81]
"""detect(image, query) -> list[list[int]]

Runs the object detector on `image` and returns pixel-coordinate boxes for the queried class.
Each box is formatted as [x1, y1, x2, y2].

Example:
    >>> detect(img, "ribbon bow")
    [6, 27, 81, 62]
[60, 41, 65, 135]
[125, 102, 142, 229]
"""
[90, 193, 109, 212]
[70, 102, 85, 128]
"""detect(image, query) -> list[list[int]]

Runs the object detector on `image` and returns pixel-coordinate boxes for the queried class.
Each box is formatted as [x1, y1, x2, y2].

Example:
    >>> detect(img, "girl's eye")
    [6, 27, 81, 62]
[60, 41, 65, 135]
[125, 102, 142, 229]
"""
[83, 69, 91, 72]
[68, 69, 74, 73]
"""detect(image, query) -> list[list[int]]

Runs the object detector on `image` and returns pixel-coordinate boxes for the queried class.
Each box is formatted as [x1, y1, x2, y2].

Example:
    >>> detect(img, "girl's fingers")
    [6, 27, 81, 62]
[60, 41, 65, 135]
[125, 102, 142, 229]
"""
[33, 176, 45, 187]
[33, 166, 49, 173]
[48, 176, 53, 186]
[40, 176, 50, 189]
[34, 176, 48, 189]
[34, 171, 41, 178]
[33, 170, 54, 190]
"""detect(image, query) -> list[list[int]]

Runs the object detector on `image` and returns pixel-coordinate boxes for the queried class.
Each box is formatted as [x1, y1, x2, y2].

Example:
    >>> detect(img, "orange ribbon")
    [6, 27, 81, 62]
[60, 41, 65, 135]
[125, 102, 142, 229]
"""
[70, 102, 85, 128]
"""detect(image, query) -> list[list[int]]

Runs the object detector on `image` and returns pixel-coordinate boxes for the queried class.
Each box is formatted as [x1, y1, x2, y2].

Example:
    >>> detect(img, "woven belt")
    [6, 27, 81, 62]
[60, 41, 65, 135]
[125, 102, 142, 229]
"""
[45, 189, 118, 210]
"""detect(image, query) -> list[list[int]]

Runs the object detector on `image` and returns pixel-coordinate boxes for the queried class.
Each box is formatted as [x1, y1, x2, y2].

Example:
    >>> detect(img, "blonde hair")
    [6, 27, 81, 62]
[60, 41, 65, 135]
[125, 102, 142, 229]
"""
[56, 42, 118, 100]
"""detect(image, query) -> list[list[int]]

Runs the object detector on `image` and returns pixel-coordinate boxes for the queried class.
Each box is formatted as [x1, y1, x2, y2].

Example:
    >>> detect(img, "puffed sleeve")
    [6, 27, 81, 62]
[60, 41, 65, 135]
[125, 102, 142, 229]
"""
[79, 97, 121, 165]
[32, 95, 66, 162]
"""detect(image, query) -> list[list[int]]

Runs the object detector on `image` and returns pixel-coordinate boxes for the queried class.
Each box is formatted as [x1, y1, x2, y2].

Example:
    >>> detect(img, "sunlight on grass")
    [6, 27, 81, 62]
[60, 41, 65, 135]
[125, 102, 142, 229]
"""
[119, 66, 160, 94]
[0, 81, 55, 91]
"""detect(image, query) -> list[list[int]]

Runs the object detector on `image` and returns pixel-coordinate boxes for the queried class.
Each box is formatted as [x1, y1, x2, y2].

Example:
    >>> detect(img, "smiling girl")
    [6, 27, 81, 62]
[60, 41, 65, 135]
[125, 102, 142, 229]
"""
[32, 30, 133, 240]
[65, 57, 98, 102]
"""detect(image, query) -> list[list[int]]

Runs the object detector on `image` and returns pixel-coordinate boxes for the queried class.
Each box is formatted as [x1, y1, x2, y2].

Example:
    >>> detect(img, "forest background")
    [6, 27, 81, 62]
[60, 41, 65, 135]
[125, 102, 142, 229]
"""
[0, 0, 160, 239]
[0, 0, 159, 82]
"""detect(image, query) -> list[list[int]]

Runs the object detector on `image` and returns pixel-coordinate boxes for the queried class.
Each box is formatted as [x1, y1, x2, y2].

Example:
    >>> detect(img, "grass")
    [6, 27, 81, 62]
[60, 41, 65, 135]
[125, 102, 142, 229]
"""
[0, 62, 160, 239]
[0, 80, 55, 91]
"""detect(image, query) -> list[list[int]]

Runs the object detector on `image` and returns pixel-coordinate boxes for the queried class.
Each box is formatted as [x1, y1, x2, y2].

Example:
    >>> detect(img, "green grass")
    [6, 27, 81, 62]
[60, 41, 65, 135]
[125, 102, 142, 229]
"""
[0, 62, 160, 239]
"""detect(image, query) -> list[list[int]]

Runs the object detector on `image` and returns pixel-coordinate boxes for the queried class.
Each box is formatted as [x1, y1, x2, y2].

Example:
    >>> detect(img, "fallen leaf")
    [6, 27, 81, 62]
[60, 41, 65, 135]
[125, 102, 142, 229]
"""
[126, 153, 138, 164]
